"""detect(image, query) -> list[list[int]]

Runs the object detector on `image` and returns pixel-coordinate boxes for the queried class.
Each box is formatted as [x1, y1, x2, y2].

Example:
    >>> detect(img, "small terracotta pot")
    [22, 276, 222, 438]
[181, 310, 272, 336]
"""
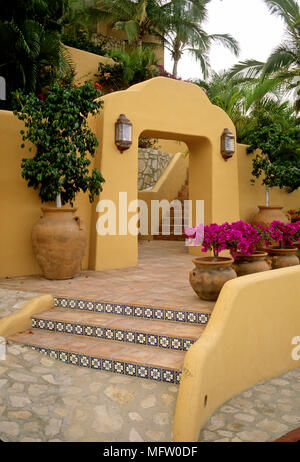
[32, 207, 86, 280]
[251, 205, 289, 228]
[232, 251, 271, 277]
[189, 256, 237, 301]
[265, 246, 299, 270]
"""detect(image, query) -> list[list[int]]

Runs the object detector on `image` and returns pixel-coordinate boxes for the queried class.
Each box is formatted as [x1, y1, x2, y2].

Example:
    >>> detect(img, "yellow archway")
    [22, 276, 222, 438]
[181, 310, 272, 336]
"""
[89, 77, 240, 271]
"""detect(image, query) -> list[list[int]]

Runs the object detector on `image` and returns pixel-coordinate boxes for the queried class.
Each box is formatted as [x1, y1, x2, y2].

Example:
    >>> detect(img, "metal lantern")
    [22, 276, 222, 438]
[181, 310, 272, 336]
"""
[115, 114, 132, 153]
[221, 128, 235, 160]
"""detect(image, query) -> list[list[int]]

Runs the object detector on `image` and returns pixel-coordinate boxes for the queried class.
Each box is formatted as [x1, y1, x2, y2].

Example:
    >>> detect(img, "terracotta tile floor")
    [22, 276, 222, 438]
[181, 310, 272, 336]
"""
[0, 241, 214, 313]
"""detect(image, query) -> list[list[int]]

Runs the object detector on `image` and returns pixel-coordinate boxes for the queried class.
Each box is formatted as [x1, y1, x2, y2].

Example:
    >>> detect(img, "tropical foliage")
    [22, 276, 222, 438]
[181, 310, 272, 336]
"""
[13, 82, 105, 205]
[0, 0, 71, 109]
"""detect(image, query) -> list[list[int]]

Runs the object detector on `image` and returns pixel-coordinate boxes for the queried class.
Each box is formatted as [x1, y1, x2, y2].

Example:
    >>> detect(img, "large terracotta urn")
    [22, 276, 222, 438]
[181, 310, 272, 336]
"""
[265, 246, 299, 270]
[189, 257, 237, 301]
[32, 207, 86, 280]
[232, 251, 271, 277]
[251, 206, 289, 228]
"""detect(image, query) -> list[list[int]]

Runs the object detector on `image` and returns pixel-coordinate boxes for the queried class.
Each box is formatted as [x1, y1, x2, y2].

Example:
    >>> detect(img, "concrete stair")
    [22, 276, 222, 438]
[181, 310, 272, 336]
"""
[154, 169, 189, 241]
[7, 295, 211, 384]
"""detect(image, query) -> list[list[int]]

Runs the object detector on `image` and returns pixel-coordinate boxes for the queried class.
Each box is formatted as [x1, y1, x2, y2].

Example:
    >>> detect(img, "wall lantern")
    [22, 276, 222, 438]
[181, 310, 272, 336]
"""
[115, 114, 132, 153]
[221, 128, 235, 160]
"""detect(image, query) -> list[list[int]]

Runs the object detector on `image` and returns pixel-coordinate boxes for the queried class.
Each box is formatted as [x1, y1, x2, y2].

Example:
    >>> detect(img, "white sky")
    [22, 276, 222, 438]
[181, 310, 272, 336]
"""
[164, 0, 287, 79]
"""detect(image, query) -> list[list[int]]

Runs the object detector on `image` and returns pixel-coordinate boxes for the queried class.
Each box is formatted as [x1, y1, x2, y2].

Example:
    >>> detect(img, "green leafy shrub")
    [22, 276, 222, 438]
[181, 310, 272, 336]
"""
[13, 81, 105, 206]
[62, 30, 108, 56]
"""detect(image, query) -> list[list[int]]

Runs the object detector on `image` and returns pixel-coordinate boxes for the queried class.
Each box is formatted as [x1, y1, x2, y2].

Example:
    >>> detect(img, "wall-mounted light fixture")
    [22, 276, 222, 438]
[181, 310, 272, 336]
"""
[115, 114, 132, 153]
[221, 128, 235, 160]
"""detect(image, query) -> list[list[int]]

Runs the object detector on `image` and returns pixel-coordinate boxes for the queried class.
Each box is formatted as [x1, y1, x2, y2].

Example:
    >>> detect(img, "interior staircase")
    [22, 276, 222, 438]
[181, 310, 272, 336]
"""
[7, 295, 212, 384]
[154, 169, 189, 241]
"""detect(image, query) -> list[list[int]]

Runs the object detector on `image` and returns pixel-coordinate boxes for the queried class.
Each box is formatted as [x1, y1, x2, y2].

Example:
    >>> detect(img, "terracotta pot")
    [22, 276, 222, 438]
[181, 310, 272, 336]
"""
[265, 246, 299, 270]
[189, 257, 237, 302]
[251, 205, 289, 228]
[296, 242, 300, 259]
[32, 207, 86, 280]
[232, 251, 271, 277]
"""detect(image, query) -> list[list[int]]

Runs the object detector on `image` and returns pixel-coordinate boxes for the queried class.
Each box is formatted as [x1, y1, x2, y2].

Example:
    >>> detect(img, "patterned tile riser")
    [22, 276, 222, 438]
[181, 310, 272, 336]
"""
[54, 297, 210, 325]
[29, 345, 181, 384]
[31, 318, 195, 352]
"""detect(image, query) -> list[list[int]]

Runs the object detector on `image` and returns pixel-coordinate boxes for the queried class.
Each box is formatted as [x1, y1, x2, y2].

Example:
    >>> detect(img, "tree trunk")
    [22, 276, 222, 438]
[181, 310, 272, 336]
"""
[172, 59, 179, 77]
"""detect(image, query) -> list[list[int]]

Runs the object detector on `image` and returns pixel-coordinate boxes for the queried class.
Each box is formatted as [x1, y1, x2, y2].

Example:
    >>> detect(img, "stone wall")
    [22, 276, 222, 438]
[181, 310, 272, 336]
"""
[138, 148, 173, 190]
[91, 33, 125, 52]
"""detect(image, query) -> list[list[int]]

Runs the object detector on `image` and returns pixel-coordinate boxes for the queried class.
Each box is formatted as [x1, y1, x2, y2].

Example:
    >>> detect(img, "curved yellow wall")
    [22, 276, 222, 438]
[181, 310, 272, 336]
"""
[173, 266, 300, 442]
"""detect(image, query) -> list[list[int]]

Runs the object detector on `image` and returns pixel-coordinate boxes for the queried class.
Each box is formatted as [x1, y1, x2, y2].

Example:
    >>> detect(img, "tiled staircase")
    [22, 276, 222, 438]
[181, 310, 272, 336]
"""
[7, 296, 212, 384]
[154, 169, 189, 241]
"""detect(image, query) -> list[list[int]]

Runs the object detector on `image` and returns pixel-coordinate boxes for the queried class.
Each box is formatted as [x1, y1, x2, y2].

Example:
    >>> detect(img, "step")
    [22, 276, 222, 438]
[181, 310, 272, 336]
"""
[31, 308, 205, 352]
[53, 297, 213, 326]
[153, 234, 186, 241]
[7, 329, 184, 384]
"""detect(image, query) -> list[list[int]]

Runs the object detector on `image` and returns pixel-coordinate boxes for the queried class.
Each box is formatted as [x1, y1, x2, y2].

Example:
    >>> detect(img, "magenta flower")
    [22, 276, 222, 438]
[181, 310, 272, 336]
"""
[269, 221, 300, 248]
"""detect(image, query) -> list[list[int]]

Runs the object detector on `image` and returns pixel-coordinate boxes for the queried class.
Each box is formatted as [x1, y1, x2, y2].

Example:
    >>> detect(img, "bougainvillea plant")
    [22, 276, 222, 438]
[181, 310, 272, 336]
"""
[269, 221, 300, 248]
[185, 221, 270, 259]
[13, 81, 105, 206]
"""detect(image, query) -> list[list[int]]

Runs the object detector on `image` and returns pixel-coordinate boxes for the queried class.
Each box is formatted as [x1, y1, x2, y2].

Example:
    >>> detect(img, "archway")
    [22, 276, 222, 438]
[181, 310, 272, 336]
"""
[89, 77, 240, 271]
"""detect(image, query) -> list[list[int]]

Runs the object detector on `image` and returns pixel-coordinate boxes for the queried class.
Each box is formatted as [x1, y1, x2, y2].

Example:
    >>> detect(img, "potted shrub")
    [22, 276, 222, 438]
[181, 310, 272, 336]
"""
[13, 82, 105, 279]
[186, 223, 237, 301]
[265, 221, 300, 269]
[230, 221, 271, 276]
[247, 123, 296, 227]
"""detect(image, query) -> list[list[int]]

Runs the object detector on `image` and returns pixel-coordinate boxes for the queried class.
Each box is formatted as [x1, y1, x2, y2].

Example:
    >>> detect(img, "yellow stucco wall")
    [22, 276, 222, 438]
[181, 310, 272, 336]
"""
[173, 265, 300, 442]
[64, 45, 116, 84]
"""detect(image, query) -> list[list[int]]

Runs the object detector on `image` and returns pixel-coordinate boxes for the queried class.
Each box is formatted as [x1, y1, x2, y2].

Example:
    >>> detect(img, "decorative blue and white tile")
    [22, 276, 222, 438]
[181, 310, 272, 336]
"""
[86, 302, 94, 311]
[31, 318, 37, 328]
[60, 299, 68, 308]
[153, 309, 164, 320]
[147, 334, 158, 347]
[94, 302, 105, 313]
[102, 359, 113, 372]
[113, 304, 124, 315]
[46, 320, 56, 331]
[134, 306, 144, 317]
[125, 363, 137, 377]
[84, 325, 94, 337]
[176, 371, 182, 384]
[136, 333, 147, 345]
[124, 306, 134, 316]
[91, 357, 101, 370]
[198, 313, 210, 324]
[125, 331, 136, 343]
[113, 361, 125, 374]
[37, 319, 46, 329]
[77, 300, 86, 311]
[105, 304, 113, 314]
[56, 322, 65, 333]
[159, 336, 170, 349]
[137, 365, 149, 379]
[114, 330, 125, 342]
[69, 353, 80, 366]
[95, 327, 105, 338]
[105, 329, 114, 340]
[79, 355, 90, 368]
[65, 323, 74, 334]
[175, 311, 186, 323]
[162, 369, 175, 383]
[39, 348, 49, 356]
[74, 324, 84, 336]
[59, 351, 69, 363]
[165, 310, 175, 321]
[49, 349, 59, 360]
[144, 307, 153, 319]
[183, 339, 194, 351]
[171, 338, 182, 351]
[150, 367, 162, 381]
[68, 299, 77, 309]
[186, 312, 197, 324]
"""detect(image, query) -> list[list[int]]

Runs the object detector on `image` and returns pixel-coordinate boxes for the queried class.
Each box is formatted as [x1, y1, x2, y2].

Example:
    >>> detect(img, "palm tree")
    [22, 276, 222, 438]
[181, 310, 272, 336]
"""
[162, 0, 239, 77]
[94, 0, 167, 49]
[229, 0, 300, 111]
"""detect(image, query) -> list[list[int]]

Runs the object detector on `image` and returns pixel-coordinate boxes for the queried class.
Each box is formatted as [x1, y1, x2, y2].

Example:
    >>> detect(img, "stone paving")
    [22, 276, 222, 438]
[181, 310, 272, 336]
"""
[1, 289, 300, 443]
